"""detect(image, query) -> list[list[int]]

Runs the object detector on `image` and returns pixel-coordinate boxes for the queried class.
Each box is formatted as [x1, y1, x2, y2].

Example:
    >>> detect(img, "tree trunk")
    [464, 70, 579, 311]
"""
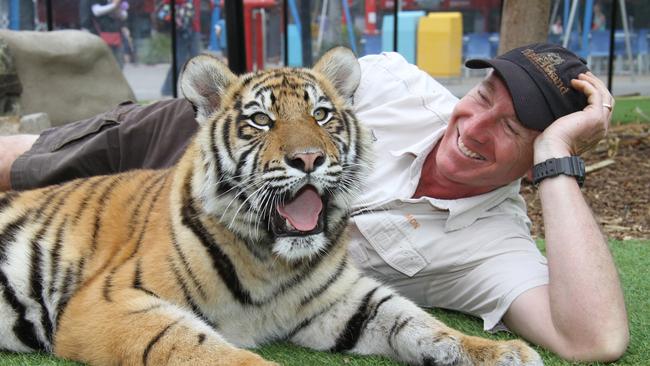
[498, 0, 552, 55]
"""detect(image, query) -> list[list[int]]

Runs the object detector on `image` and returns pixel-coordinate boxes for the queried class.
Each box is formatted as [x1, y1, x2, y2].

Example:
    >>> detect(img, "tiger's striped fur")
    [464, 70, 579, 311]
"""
[0, 48, 542, 365]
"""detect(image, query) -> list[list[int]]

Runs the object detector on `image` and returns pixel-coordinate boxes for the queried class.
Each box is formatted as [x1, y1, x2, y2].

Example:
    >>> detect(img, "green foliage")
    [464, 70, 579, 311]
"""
[1, 240, 647, 365]
[138, 32, 172, 65]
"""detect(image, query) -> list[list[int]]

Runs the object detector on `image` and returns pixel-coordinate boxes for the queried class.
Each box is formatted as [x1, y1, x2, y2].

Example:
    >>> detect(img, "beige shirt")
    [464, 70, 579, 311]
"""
[349, 52, 548, 330]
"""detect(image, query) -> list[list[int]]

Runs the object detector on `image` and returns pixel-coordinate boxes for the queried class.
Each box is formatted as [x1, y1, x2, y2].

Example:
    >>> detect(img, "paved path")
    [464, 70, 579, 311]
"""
[122, 63, 170, 102]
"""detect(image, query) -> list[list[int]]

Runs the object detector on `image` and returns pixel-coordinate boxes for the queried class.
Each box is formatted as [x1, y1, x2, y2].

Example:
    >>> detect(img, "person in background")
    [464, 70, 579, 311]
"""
[551, 18, 563, 36]
[549, 18, 564, 45]
[159, 0, 203, 96]
[592, 2, 607, 31]
[80, 0, 128, 68]
[119, 1, 137, 64]
[208, 1, 227, 55]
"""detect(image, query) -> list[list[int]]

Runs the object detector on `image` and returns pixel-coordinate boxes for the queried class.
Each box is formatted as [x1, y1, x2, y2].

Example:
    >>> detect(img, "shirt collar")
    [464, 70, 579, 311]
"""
[394, 128, 524, 232]
[382, 125, 523, 232]
[389, 124, 446, 158]
[424, 179, 523, 232]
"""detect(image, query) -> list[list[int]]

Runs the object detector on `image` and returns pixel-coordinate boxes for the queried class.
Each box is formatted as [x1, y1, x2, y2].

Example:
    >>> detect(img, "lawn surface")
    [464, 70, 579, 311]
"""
[611, 95, 650, 124]
[0, 240, 646, 365]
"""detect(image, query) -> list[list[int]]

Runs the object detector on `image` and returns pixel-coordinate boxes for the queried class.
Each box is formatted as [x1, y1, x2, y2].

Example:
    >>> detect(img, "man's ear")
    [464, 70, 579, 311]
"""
[312, 47, 360, 104]
[179, 54, 237, 124]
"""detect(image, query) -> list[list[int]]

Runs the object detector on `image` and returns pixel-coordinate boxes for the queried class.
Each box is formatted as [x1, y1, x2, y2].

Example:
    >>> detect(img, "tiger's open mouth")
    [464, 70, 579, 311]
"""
[272, 185, 326, 237]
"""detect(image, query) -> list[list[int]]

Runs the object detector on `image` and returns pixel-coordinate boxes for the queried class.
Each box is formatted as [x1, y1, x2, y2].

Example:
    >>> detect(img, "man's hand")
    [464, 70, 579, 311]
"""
[533, 72, 612, 163]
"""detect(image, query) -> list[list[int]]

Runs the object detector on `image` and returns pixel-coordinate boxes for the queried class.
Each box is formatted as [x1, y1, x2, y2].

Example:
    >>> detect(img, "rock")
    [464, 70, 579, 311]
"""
[0, 113, 50, 135]
[0, 115, 20, 135]
[0, 29, 135, 127]
[19, 113, 50, 134]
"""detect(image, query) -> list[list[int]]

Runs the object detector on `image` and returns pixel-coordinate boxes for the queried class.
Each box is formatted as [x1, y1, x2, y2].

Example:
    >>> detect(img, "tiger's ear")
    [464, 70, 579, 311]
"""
[312, 47, 360, 104]
[180, 54, 237, 124]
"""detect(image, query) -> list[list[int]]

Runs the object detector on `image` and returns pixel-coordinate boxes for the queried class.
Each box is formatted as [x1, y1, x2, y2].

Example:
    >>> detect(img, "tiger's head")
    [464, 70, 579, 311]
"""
[180, 47, 371, 262]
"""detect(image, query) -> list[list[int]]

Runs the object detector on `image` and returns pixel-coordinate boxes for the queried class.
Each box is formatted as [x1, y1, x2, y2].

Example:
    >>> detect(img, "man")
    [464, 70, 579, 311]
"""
[0, 43, 629, 361]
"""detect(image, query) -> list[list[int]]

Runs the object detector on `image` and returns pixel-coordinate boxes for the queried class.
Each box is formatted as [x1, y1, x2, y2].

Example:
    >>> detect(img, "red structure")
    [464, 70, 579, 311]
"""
[243, 0, 277, 71]
[219, 0, 276, 71]
[36, 0, 79, 28]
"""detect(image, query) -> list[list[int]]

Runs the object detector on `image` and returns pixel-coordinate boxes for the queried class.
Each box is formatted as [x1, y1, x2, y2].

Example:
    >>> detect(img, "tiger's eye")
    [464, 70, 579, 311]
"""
[313, 108, 328, 122]
[252, 113, 271, 126]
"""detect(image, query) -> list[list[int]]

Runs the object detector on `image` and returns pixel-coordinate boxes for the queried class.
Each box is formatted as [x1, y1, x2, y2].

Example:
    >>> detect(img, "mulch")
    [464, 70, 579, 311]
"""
[520, 123, 650, 240]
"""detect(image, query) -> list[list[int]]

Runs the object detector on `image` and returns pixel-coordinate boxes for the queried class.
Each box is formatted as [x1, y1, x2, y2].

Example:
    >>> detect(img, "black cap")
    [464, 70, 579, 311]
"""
[465, 43, 589, 131]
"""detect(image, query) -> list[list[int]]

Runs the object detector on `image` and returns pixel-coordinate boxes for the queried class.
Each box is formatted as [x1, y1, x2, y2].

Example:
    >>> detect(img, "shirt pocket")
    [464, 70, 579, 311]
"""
[353, 211, 427, 278]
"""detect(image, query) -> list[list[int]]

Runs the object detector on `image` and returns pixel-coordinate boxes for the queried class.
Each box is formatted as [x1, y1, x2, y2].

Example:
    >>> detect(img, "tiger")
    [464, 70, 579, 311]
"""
[0, 47, 543, 365]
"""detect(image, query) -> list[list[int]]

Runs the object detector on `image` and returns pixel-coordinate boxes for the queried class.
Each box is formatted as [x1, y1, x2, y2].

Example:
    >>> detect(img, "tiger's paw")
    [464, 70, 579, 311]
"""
[398, 330, 464, 366]
[419, 336, 464, 365]
[493, 340, 543, 366]
[461, 337, 543, 366]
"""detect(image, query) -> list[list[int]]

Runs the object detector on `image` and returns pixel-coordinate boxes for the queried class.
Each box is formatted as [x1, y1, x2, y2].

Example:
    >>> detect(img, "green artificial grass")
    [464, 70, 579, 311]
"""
[1, 240, 647, 365]
[612, 96, 650, 124]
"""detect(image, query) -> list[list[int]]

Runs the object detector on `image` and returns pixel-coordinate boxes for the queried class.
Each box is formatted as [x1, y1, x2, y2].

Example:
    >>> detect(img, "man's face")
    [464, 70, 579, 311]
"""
[435, 72, 540, 191]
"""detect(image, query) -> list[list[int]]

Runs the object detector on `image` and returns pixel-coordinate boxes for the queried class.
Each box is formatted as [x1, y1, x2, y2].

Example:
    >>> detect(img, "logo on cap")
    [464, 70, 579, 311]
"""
[521, 48, 570, 95]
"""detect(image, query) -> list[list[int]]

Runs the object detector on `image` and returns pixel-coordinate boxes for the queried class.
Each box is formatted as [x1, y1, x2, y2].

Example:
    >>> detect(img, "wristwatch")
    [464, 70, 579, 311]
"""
[532, 156, 585, 187]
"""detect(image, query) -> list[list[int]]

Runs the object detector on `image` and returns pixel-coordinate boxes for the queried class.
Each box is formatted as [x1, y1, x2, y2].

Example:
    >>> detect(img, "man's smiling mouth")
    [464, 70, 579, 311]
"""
[457, 135, 486, 161]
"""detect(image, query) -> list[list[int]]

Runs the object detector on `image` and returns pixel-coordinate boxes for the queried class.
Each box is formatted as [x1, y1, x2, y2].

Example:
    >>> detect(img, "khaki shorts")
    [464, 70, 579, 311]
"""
[11, 99, 198, 190]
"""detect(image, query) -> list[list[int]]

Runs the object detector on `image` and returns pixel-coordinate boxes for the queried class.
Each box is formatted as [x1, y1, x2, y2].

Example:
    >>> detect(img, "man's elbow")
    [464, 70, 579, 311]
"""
[557, 326, 630, 362]
[585, 332, 629, 363]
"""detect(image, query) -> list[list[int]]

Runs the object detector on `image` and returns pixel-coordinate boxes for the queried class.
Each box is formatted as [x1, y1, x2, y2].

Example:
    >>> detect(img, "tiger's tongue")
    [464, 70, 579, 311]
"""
[277, 186, 323, 232]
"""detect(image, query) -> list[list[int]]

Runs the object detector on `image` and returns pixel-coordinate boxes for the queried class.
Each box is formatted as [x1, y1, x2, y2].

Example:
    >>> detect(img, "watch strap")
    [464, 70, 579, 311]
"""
[532, 156, 585, 187]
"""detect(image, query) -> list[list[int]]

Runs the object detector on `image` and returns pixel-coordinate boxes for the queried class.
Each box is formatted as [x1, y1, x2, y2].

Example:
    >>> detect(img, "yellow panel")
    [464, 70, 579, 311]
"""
[416, 12, 463, 78]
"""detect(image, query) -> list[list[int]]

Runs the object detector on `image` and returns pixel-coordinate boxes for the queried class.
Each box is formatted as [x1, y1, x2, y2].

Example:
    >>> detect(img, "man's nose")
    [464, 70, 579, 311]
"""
[462, 113, 495, 144]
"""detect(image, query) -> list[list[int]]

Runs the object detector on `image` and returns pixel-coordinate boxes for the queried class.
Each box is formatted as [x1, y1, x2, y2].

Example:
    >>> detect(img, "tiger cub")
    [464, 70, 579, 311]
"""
[0, 47, 541, 365]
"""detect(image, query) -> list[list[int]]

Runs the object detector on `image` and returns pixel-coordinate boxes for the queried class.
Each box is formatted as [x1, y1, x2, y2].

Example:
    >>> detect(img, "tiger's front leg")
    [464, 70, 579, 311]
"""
[54, 284, 276, 366]
[290, 276, 542, 366]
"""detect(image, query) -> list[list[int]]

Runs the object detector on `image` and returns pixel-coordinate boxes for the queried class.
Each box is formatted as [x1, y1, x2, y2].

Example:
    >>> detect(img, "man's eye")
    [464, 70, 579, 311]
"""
[251, 112, 271, 126]
[505, 121, 519, 136]
[477, 91, 489, 104]
[313, 108, 330, 122]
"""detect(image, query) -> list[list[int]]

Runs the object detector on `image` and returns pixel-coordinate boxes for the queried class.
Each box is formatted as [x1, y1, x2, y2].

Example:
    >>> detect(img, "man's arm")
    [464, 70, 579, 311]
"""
[504, 72, 629, 362]
[91, 0, 122, 17]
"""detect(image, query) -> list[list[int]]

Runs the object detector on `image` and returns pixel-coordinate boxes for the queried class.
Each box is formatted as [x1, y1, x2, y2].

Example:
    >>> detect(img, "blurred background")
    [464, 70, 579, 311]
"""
[1, 0, 649, 101]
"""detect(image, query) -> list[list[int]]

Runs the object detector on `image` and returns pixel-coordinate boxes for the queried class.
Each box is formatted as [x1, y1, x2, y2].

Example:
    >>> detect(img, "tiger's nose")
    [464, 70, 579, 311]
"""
[285, 151, 325, 173]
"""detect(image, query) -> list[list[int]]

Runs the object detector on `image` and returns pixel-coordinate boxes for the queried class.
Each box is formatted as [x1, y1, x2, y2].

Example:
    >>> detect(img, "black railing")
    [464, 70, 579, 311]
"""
[45, 0, 53, 31]
[224, 0, 247, 75]
[608, 0, 617, 91]
[170, 0, 178, 97]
